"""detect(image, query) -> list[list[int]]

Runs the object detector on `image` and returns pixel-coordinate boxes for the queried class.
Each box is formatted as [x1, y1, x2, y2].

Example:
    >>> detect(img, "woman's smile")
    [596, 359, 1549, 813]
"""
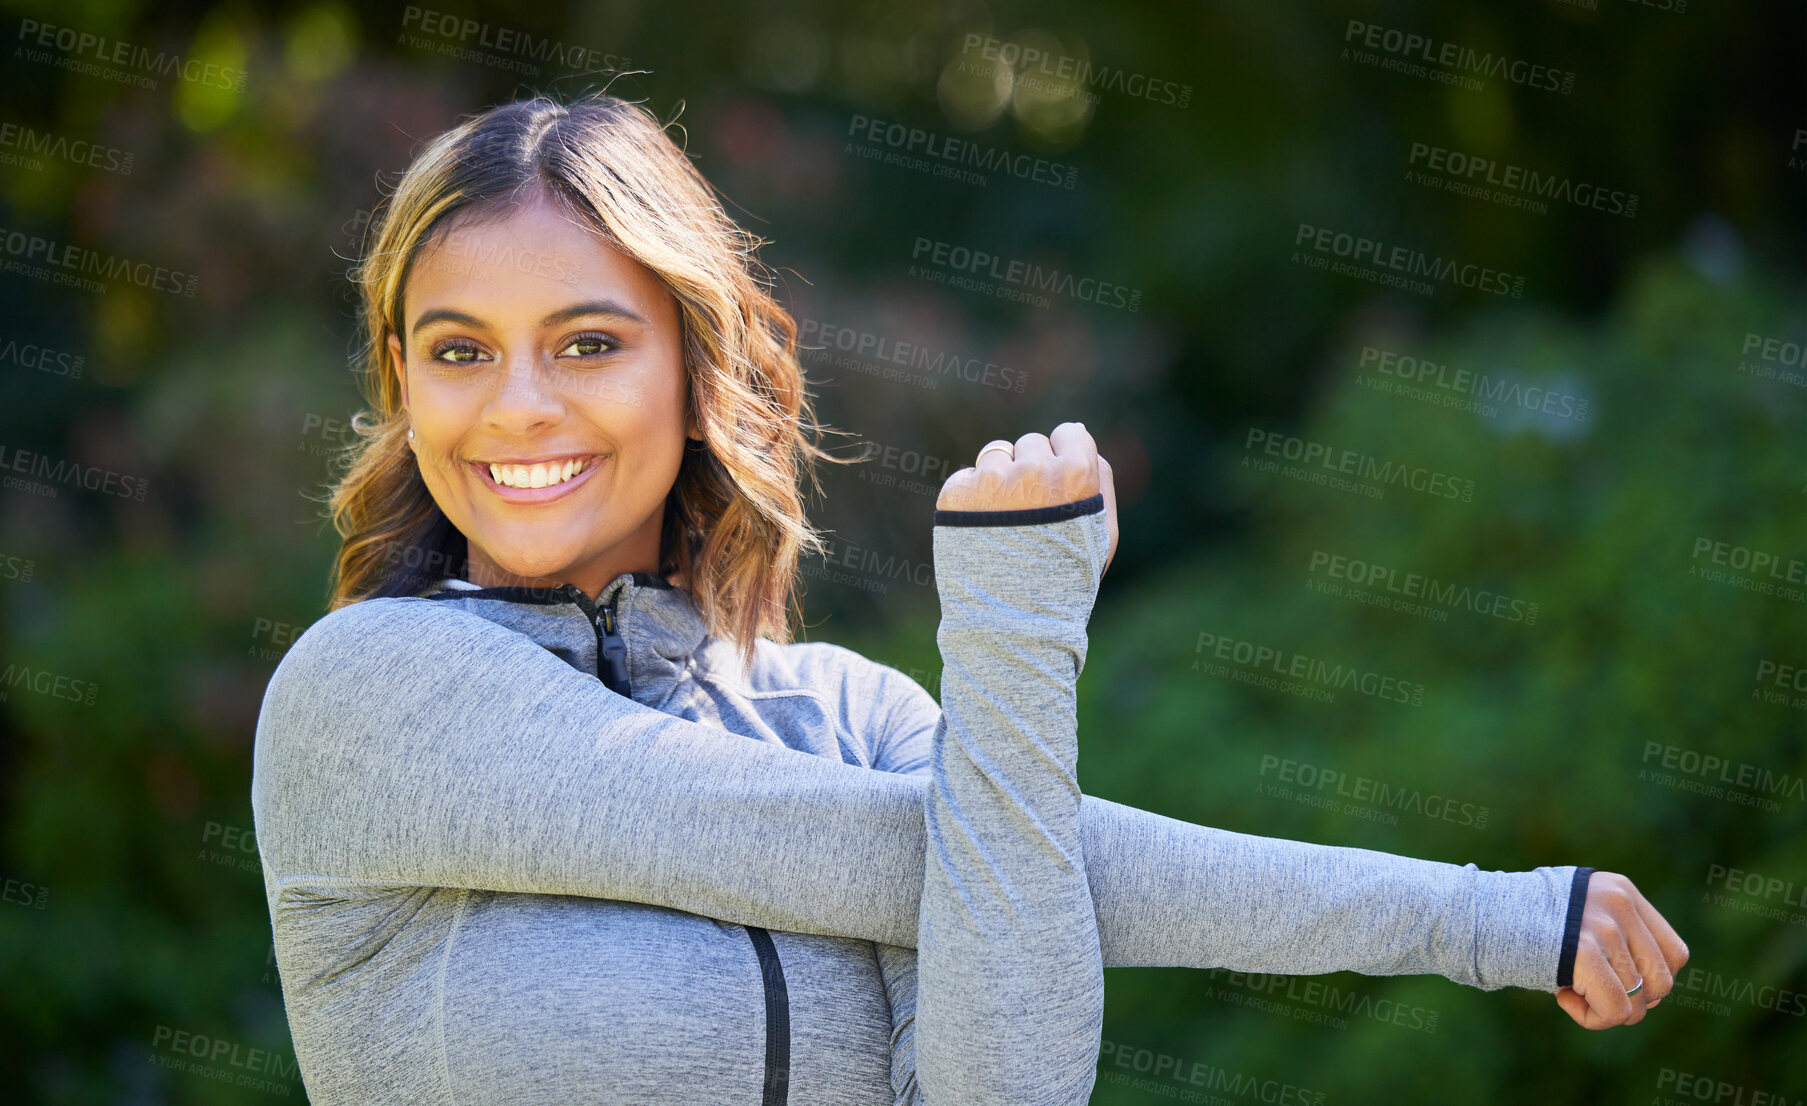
[468, 452, 609, 504]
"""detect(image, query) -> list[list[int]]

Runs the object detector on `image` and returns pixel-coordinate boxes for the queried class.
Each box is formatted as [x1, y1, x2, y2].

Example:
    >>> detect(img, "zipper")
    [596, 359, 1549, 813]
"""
[743, 925, 791, 1106]
[549, 582, 632, 696]
[596, 590, 630, 695]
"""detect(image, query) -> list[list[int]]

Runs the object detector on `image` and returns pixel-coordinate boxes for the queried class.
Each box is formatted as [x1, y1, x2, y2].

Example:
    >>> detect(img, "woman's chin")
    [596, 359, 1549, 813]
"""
[468, 549, 582, 588]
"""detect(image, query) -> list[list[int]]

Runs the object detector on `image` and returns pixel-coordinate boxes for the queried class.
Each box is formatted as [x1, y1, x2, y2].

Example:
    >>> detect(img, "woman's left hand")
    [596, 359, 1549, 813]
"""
[938, 422, 1119, 575]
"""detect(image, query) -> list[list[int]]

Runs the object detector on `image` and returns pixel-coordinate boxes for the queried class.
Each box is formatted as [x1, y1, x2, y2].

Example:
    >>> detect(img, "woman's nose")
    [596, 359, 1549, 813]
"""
[484, 350, 566, 429]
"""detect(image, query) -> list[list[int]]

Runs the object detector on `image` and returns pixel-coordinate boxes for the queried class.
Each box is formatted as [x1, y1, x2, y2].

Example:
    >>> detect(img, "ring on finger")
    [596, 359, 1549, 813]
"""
[977, 441, 1014, 462]
[1626, 976, 1644, 996]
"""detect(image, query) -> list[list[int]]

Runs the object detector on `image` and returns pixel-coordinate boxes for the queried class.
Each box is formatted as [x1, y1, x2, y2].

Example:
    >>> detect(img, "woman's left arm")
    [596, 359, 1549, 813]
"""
[863, 498, 1108, 1106]
[908, 495, 1111, 1106]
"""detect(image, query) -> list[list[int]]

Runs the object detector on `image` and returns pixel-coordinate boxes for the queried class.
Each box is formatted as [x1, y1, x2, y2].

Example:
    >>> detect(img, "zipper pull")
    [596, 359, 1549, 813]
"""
[597, 593, 630, 694]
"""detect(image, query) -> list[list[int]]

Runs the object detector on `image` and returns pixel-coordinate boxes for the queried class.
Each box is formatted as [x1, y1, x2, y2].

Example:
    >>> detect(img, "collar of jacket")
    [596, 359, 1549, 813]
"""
[412, 570, 709, 706]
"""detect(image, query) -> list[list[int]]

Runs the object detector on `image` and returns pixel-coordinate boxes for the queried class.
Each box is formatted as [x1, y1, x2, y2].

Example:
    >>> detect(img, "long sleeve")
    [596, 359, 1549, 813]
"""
[865, 598, 1593, 994]
[251, 562, 1587, 1003]
[911, 495, 1110, 1105]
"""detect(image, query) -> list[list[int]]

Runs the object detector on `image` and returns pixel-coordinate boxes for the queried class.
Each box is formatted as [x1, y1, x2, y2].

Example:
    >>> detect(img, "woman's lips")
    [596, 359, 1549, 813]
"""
[469, 454, 606, 503]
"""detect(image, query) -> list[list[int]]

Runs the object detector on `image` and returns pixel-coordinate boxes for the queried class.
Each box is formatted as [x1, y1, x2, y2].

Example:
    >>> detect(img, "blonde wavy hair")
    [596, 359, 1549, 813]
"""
[324, 91, 851, 672]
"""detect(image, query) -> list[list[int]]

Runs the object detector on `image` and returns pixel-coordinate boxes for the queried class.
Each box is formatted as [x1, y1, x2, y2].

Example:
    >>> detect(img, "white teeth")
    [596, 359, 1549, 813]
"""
[485, 457, 591, 489]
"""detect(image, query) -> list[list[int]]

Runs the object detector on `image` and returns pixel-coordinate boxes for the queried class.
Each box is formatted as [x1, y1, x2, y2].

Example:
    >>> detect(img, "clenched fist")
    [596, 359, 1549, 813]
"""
[937, 422, 1119, 574]
[1555, 870, 1689, 1029]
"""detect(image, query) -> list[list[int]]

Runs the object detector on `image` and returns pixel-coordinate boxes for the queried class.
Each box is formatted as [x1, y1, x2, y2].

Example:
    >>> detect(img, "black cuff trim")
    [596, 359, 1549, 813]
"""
[1556, 866, 1594, 988]
[934, 492, 1104, 528]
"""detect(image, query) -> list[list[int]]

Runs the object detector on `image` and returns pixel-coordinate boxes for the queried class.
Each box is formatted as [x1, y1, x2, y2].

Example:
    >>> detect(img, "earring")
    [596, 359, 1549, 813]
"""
[407, 428, 415, 441]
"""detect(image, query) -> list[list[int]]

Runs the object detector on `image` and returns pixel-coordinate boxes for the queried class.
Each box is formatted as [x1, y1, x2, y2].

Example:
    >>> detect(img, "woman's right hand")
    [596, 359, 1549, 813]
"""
[936, 422, 1119, 574]
[1554, 870, 1689, 1029]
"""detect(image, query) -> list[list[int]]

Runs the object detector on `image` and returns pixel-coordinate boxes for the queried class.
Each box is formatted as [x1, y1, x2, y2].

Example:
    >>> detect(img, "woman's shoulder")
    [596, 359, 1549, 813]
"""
[287, 595, 442, 649]
[742, 636, 938, 733]
[747, 635, 921, 695]
[724, 636, 936, 773]
[267, 596, 508, 696]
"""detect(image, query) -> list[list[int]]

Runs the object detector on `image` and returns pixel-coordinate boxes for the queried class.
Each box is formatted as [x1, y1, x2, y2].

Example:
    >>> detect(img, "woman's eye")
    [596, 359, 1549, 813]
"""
[558, 334, 617, 358]
[423, 334, 613, 365]
[429, 340, 487, 365]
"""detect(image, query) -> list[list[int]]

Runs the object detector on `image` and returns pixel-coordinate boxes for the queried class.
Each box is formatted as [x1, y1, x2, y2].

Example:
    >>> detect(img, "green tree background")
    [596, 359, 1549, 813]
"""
[0, 0, 1800, 1102]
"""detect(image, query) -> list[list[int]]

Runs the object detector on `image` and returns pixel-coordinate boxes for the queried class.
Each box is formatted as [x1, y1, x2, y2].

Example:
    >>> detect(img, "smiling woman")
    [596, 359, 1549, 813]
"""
[254, 91, 1678, 1106]
[327, 94, 833, 669]
[382, 189, 694, 596]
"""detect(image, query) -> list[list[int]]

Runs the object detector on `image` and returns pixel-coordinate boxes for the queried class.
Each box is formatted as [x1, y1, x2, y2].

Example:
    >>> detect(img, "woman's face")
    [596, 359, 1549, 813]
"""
[387, 190, 695, 598]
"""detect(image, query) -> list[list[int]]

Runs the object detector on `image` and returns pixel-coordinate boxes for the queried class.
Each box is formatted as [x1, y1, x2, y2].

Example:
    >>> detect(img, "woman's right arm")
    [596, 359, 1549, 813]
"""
[251, 589, 1587, 994]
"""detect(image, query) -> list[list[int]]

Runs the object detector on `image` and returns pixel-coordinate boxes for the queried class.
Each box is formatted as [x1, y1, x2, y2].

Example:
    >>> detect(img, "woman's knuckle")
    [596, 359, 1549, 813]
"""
[1599, 883, 1632, 911]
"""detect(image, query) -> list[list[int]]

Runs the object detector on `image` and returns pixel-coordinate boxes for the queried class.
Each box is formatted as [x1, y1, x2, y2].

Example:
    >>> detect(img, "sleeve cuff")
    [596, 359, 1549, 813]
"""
[1555, 866, 1594, 988]
[930, 492, 1111, 694]
[933, 492, 1105, 528]
[1471, 865, 1587, 991]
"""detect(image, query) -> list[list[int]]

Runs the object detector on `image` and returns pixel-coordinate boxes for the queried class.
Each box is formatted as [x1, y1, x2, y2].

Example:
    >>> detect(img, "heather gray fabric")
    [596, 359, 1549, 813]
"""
[912, 499, 1105, 1105]
[251, 496, 1585, 1105]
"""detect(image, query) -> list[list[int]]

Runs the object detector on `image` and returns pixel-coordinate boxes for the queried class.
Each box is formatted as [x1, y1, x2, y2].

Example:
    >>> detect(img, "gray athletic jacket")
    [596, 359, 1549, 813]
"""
[250, 493, 1593, 1105]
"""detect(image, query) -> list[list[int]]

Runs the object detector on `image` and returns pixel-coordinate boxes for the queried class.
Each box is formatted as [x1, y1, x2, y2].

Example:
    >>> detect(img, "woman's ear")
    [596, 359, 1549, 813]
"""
[386, 331, 410, 412]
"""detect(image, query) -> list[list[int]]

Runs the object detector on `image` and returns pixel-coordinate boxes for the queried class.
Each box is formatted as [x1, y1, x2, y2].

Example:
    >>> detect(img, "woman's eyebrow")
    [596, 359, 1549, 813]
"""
[541, 300, 648, 327]
[411, 299, 648, 335]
